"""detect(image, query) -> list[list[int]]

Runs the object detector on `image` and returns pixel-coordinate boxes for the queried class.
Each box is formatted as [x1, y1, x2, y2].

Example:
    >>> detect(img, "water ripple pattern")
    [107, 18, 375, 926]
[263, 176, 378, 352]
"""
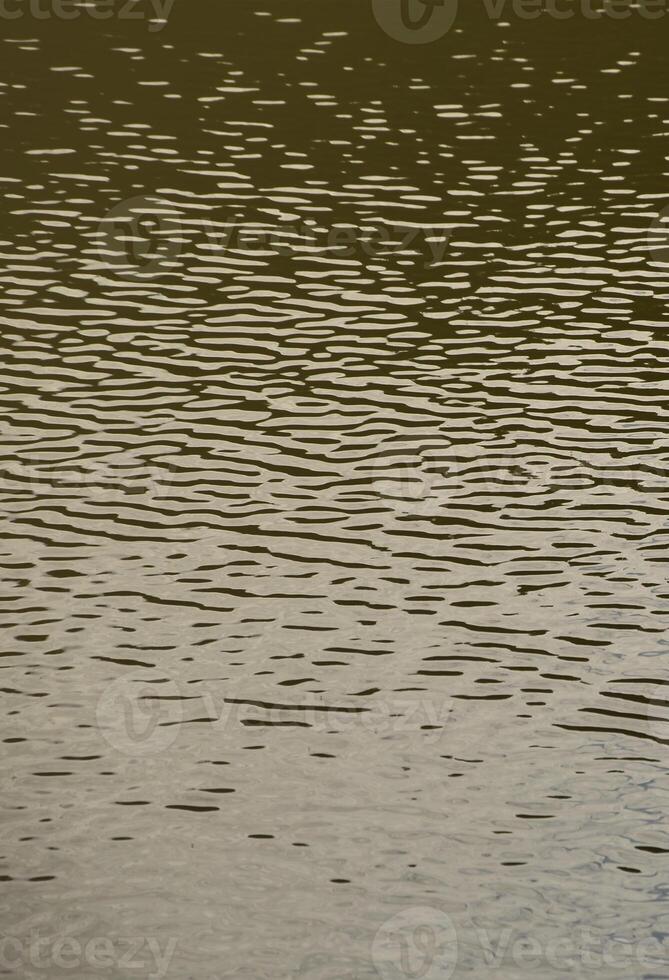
[1, 5, 669, 979]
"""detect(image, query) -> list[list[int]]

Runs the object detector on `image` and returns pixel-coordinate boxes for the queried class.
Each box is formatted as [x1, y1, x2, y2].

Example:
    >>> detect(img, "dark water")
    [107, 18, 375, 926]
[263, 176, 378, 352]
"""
[2, 2, 669, 977]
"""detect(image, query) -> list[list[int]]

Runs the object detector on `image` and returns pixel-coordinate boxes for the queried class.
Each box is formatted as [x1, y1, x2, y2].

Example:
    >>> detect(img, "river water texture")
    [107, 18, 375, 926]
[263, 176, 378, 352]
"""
[2, 1, 669, 977]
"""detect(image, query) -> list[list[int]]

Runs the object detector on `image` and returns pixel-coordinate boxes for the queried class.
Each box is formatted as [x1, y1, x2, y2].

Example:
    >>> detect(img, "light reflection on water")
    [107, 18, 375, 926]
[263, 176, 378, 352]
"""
[2, 3, 669, 978]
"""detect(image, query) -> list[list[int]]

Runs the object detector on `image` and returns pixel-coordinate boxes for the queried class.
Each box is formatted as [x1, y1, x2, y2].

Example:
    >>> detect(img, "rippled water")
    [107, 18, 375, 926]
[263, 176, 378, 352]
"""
[3, 3, 669, 978]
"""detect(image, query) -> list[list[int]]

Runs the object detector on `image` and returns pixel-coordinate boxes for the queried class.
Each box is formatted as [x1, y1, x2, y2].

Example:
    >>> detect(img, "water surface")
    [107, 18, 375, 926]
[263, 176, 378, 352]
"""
[2, 3, 669, 977]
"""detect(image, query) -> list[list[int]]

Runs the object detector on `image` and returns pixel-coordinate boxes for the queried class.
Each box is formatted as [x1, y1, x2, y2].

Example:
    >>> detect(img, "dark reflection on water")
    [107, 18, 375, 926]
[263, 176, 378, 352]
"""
[2, 2, 669, 978]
